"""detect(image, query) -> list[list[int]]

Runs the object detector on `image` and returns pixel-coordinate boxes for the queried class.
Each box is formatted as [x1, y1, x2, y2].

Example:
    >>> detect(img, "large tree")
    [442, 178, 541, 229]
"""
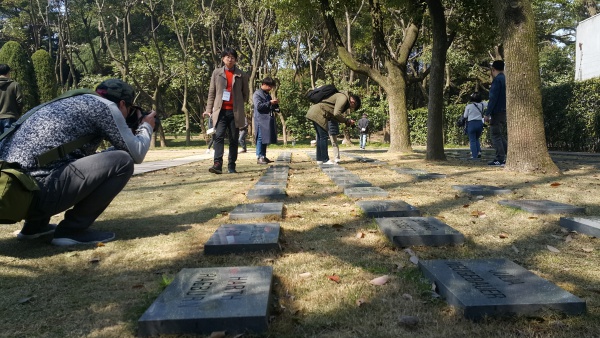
[493, 0, 559, 173]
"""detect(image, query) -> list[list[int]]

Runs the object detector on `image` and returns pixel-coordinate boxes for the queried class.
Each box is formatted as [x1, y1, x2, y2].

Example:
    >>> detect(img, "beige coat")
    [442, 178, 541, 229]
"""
[305, 92, 352, 130]
[204, 66, 249, 128]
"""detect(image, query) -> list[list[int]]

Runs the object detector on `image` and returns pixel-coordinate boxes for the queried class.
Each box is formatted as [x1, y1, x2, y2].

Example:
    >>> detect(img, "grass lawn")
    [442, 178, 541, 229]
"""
[0, 144, 599, 338]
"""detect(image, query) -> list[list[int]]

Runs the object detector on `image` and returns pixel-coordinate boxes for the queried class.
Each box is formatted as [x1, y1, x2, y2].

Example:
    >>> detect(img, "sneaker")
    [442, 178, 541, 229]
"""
[257, 157, 268, 165]
[316, 161, 324, 165]
[477, 153, 481, 158]
[209, 161, 223, 174]
[17, 224, 57, 240]
[323, 160, 336, 165]
[487, 160, 504, 166]
[334, 158, 340, 164]
[51, 229, 115, 246]
[264, 157, 273, 163]
[239, 149, 247, 153]
[228, 168, 238, 173]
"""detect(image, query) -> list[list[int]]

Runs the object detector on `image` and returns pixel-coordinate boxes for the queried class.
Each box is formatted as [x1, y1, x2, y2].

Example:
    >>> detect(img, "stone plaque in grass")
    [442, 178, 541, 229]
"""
[333, 179, 373, 188]
[391, 167, 428, 175]
[247, 188, 286, 201]
[320, 166, 346, 172]
[376, 217, 463, 246]
[415, 173, 447, 180]
[357, 200, 421, 218]
[418, 259, 586, 320]
[344, 186, 389, 198]
[452, 185, 512, 196]
[229, 202, 284, 220]
[498, 200, 585, 214]
[254, 181, 287, 189]
[258, 177, 287, 184]
[138, 266, 273, 336]
[204, 223, 280, 255]
[559, 216, 600, 237]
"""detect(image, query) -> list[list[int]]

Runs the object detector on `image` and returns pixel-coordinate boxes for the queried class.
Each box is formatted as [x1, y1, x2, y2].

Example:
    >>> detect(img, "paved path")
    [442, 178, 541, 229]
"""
[133, 153, 213, 175]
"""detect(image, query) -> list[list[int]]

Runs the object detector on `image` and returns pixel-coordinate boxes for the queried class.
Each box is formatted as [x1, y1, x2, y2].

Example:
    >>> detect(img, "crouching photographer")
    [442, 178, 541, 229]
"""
[0, 79, 156, 246]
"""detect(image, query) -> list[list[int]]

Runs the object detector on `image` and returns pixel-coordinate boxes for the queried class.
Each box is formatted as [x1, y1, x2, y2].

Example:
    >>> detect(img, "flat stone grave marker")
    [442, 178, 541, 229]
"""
[415, 173, 447, 180]
[247, 188, 286, 201]
[321, 166, 346, 172]
[332, 178, 373, 189]
[357, 200, 421, 218]
[452, 185, 512, 196]
[257, 177, 287, 183]
[498, 200, 585, 214]
[229, 202, 284, 220]
[325, 172, 357, 178]
[376, 217, 463, 246]
[254, 181, 287, 189]
[138, 266, 273, 336]
[204, 223, 280, 255]
[392, 167, 428, 175]
[344, 186, 389, 198]
[419, 259, 586, 320]
[559, 216, 600, 237]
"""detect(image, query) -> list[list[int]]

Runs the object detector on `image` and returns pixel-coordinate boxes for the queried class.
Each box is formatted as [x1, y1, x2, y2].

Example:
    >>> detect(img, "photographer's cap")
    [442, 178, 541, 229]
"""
[96, 79, 135, 105]
[491, 60, 504, 71]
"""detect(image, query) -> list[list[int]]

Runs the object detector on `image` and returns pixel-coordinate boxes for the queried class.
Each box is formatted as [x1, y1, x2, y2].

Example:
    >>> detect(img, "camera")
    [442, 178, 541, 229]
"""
[271, 104, 280, 113]
[126, 106, 160, 132]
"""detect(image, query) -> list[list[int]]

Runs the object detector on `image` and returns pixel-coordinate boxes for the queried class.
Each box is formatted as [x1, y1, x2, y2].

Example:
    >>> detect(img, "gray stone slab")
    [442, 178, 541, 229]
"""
[357, 200, 421, 218]
[229, 203, 284, 220]
[138, 266, 273, 336]
[257, 177, 287, 184]
[344, 186, 389, 198]
[204, 223, 281, 255]
[254, 181, 287, 189]
[376, 217, 463, 246]
[418, 259, 586, 320]
[452, 185, 512, 196]
[498, 200, 585, 214]
[392, 167, 428, 175]
[559, 216, 600, 237]
[415, 173, 447, 180]
[247, 188, 286, 201]
[320, 166, 346, 172]
[326, 172, 357, 178]
[333, 179, 373, 188]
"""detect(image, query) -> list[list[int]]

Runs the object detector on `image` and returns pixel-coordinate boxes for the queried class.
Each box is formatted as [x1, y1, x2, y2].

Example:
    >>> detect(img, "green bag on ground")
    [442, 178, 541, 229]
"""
[0, 161, 40, 224]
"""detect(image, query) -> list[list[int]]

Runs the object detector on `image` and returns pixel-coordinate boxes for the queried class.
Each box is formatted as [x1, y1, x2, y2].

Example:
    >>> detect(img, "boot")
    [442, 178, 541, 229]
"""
[209, 161, 223, 174]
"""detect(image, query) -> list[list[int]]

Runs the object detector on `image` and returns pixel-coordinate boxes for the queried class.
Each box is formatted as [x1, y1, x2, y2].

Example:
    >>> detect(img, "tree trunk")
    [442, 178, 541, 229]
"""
[386, 80, 412, 153]
[493, 0, 559, 174]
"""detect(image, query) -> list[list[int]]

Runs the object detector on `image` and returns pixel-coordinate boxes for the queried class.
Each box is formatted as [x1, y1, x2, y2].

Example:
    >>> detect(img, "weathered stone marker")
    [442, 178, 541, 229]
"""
[138, 266, 273, 336]
[415, 173, 447, 180]
[246, 187, 287, 201]
[229, 202, 284, 220]
[498, 200, 585, 214]
[452, 185, 512, 196]
[357, 200, 421, 218]
[419, 259, 586, 320]
[559, 216, 600, 237]
[344, 186, 389, 198]
[204, 223, 281, 255]
[376, 217, 463, 246]
[332, 179, 372, 188]
[391, 167, 428, 175]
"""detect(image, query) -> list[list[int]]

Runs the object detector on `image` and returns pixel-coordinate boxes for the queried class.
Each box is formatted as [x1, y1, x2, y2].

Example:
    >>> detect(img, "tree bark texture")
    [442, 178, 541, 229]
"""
[493, 0, 559, 174]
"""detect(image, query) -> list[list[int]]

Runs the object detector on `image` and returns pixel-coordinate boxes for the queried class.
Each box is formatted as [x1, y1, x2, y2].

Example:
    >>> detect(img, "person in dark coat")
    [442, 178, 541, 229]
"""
[253, 77, 278, 164]
[484, 60, 507, 166]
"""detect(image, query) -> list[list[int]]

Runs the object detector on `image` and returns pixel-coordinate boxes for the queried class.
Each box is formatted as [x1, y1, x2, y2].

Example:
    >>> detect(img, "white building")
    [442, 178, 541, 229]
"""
[575, 13, 600, 81]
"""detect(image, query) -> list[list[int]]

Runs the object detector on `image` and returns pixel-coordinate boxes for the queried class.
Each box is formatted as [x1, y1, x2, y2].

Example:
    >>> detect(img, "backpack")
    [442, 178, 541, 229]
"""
[305, 84, 338, 104]
[0, 89, 97, 224]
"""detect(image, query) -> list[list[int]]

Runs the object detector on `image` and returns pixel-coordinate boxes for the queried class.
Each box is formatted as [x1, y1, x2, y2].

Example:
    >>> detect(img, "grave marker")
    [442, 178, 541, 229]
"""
[344, 186, 389, 198]
[498, 200, 585, 214]
[376, 217, 463, 246]
[247, 188, 287, 201]
[419, 259, 586, 320]
[452, 185, 512, 196]
[229, 202, 284, 220]
[204, 223, 281, 254]
[138, 266, 273, 336]
[559, 216, 600, 237]
[357, 200, 421, 218]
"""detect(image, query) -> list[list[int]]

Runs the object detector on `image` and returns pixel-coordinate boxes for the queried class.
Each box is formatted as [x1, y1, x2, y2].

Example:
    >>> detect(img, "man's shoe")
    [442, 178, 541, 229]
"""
[477, 153, 482, 158]
[323, 160, 336, 165]
[228, 168, 238, 173]
[487, 160, 504, 166]
[51, 229, 115, 246]
[239, 149, 247, 153]
[264, 157, 273, 163]
[209, 162, 223, 174]
[502, 159, 506, 165]
[257, 157, 268, 165]
[316, 161, 324, 165]
[17, 224, 57, 240]
[334, 158, 340, 164]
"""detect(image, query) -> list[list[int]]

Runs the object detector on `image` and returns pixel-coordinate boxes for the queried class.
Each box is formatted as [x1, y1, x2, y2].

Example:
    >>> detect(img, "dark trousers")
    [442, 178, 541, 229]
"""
[23, 151, 134, 232]
[490, 118, 507, 161]
[0, 118, 16, 134]
[213, 109, 239, 169]
[313, 121, 330, 162]
[239, 127, 248, 151]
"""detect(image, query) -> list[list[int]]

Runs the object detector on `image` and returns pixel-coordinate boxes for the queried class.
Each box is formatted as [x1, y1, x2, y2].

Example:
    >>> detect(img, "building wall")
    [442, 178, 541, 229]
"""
[576, 14, 600, 81]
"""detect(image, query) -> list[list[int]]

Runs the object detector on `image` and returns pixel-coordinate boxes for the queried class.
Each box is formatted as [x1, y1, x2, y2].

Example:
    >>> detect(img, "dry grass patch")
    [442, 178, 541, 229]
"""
[0, 147, 598, 337]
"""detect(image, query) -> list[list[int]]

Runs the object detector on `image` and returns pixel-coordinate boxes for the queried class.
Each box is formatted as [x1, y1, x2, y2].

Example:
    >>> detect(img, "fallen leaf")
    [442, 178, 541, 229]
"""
[431, 282, 437, 291]
[209, 331, 226, 338]
[528, 216, 538, 220]
[475, 195, 484, 200]
[409, 256, 419, 265]
[454, 194, 460, 199]
[356, 232, 365, 238]
[550, 182, 561, 187]
[18, 297, 33, 304]
[547, 245, 560, 253]
[512, 245, 520, 254]
[499, 233, 509, 239]
[96, 242, 105, 247]
[288, 214, 302, 218]
[402, 293, 413, 301]
[399, 315, 420, 327]
[342, 203, 350, 207]
[328, 275, 341, 283]
[132, 284, 144, 289]
[404, 248, 416, 256]
[331, 224, 344, 229]
[582, 248, 594, 253]
[321, 204, 328, 206]
[463, 204, 470, 208]
[356, 298, 367, 307]
[299, 272, 312, 278]
[89, 257, 100, 263]
[370, 275, 390, 286]
[565, 235, 573, 243]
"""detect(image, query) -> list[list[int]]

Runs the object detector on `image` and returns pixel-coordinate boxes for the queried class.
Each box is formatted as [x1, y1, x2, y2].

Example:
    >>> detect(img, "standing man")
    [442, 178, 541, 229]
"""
[0, 64, 23, 134]
[0, 79, 156, 246]
[204, 48, 249, 174]
[357, 113, 369, 150]
[306, 92, 360, 165]
[253, 77, 278, 164]
[484, 60, 507, 166]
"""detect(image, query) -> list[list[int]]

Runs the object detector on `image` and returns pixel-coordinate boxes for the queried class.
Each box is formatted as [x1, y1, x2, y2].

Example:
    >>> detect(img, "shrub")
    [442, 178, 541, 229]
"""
[0, 41, 39, 110]
[31, 49, 57, 102]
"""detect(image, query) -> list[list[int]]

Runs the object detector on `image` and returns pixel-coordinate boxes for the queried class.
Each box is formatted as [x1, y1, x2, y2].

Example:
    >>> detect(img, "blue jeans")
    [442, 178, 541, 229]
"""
[0, 118, 16, 134]
[238, 128, 247, 151]
[313, 122, 329, 162]
[255, 126, 267, 158]
[359, 134, 367, 148]
[467, 120, 484, 158]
